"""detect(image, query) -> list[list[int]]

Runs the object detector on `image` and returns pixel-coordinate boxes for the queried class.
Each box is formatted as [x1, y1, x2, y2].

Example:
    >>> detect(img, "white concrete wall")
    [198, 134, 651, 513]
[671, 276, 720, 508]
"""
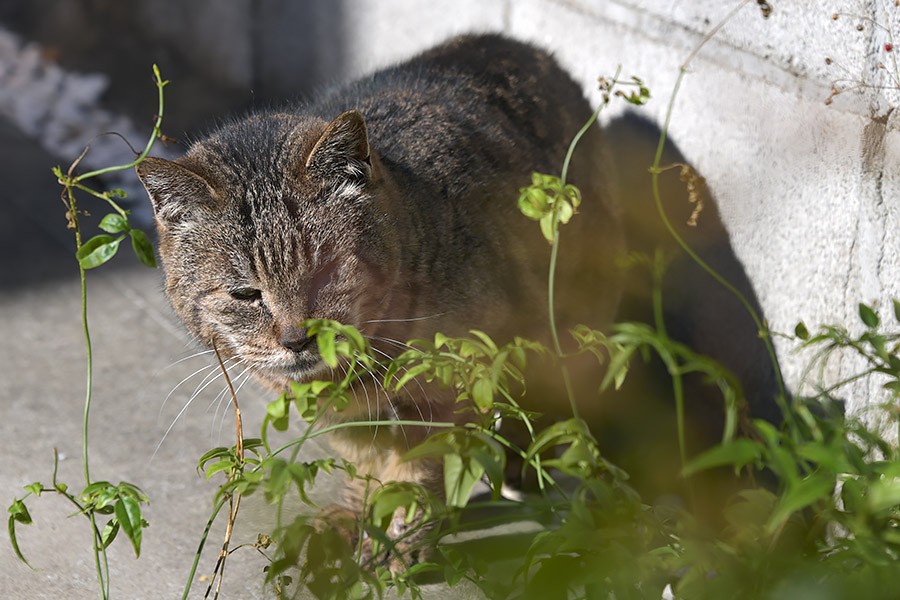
[332, 0, 898, 414]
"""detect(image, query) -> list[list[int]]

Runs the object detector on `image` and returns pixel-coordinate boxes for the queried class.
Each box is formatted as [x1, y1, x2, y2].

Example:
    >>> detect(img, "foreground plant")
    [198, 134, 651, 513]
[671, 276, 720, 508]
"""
[8, 65, 167, 600]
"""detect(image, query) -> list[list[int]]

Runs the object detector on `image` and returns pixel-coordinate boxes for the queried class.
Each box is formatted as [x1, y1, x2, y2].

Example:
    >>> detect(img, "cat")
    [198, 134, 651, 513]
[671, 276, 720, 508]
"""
[136, 33, 624, 571]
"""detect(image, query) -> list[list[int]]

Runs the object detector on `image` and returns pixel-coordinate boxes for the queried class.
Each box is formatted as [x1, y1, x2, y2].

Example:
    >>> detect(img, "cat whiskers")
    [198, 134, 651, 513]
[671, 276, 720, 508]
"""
[372, 336, 435, 424]
[366, 369, 383, 445]
[160, 348, 217, 370]
[365, 341, 435, 439]
[337, 360, 368, 420]
[155, 349, 220, 423]
[213, 364, 257, 441]
[151, 356, 247, 460]
[331, 343, 411, 447]
[331, 354, 389, 445]
[359, 312, 447, 326]
[365, 335, 433, 420]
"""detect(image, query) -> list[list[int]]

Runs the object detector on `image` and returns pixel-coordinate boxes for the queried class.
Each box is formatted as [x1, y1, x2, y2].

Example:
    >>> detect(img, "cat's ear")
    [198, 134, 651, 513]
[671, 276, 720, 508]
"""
[305, 110, 371, 183]
[136, 157, 220, 225]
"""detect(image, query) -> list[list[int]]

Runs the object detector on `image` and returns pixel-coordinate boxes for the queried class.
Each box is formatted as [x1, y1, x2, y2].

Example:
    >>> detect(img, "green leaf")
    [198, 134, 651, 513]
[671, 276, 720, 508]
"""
[889, 354, 900, 373]
[682, 439, 761, 476]
[76, 234, 124, 269]
[23, 483, 43, 496]
[723, 489, 777, 529]
[114, 497, 144, 557]
[443, 452, 483, 508]
[883, 380, 900, 395]
[517, 187, 548, 220]
[99, 213, 128, 233]
[198, 447, 230, 472]
[91, 486, 119, 511]
[557, 199, 573, 224]
[101, 518, 120, 549]
[8, 513, 36, 570]
[527, 418, 595, 461]
[859, 303, 880, 328]
[599, 342, 637, 392]
[894, 298, 900, 323]
[796, 442, 851, 473]
[402, 437, 458, 462]
[469, 330, 499, 354]
[339, 324, 368, 354]
[471, 377, 494, 410]
[267, 394, 290, 431]
[289, 382, 320, 423]
[263, 459, 290, 504]
[868, 476, 900, 513]
[317, 330, 338, 367]
[129, 229, 157, 268]
[369, 484, 424, 527]
[765, 472, 835, 533]
[287, 462, 321, 507]
[539, 213, 555, 243]
[205, 459, 235, 480]
[624, 83, 652, 105]
[564, 184, 581, 207]
[393, 363, 434, 392]
[794, 321, 810, 340]
[869, 333, 888, 359]
[467, 436, 506, 498]
[8, 499, 32, 525]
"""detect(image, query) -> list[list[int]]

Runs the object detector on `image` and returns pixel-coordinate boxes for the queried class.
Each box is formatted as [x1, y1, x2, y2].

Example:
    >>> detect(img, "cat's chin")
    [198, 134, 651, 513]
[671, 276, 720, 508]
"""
[256, 357, 332, 390]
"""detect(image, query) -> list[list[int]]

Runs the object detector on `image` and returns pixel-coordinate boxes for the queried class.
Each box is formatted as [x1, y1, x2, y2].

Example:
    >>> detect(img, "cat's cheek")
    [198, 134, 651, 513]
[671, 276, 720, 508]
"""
[354, 263, 397, 322]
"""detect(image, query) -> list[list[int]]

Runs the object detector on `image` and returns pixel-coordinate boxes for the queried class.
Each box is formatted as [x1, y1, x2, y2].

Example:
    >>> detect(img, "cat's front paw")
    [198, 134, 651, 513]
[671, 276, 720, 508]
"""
[314, 503, 361, 548]
[315, 503, 429, 576]
[365, 503, 432, 576]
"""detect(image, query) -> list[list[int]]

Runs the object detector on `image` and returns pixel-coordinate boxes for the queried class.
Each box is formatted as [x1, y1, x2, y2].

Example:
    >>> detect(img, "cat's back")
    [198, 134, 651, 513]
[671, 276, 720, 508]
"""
[310, 34, 593, 194]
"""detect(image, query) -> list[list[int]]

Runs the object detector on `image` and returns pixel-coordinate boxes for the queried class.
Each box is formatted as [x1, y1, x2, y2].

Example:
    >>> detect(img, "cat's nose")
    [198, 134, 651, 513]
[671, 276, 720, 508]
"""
[280, 325, 315, 353]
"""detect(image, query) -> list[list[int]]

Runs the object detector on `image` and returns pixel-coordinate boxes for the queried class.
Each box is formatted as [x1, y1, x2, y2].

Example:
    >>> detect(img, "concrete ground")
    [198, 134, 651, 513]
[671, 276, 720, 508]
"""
[0, 117, 490, 598]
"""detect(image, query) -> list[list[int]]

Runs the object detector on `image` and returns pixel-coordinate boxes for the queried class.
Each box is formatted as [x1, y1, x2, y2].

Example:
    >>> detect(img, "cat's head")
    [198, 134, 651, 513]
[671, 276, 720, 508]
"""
[137, 110, 400, 389]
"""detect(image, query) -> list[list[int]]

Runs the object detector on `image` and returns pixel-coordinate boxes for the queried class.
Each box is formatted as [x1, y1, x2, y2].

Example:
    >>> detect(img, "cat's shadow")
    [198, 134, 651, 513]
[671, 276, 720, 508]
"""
[540, 112, 783, 521]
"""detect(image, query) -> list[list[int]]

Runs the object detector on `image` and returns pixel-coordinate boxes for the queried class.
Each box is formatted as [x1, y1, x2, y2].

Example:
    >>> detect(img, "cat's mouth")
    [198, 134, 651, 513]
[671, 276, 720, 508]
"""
[265, 352, 329, 383]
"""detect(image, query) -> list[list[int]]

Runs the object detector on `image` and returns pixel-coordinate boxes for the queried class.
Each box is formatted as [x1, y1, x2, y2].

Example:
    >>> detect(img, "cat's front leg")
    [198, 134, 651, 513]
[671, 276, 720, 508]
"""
[314, 429, 442, 574]
[349, 452, 441, 574]
[314, 497, 432, 576]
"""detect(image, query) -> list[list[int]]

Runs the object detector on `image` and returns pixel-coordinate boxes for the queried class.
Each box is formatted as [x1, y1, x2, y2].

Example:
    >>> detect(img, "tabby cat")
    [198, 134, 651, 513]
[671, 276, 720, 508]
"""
[137, 33, 623, 571]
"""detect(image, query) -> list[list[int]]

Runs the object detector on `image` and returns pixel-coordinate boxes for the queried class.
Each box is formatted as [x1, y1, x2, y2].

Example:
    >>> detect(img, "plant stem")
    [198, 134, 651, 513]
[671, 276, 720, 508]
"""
[57, 64, 167, 600]
[651, 66, 792, 428]
[546, 228, 579, 419]
[73, 65, 167, 183]
[680, 0, 753, 70]
[183, 495, 229, 600]
[549, 91, 609, 420]
[205, 343, 244, 600]
[67, 182, 109, 598]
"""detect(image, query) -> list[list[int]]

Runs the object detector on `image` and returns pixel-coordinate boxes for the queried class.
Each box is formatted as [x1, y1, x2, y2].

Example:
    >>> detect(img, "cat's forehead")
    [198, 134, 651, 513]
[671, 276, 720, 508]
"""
[190, 113, 328, 187]
[185, 115, 333, 213]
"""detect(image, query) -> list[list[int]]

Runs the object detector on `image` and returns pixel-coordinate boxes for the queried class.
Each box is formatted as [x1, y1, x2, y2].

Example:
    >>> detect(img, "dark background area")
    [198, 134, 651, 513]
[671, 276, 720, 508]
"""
[0, 0, 347, 138]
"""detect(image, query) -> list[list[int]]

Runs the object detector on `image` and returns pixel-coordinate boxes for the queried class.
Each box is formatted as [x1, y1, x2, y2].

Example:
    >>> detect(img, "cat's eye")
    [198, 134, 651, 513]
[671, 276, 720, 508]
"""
[228, 288, 263, 302]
